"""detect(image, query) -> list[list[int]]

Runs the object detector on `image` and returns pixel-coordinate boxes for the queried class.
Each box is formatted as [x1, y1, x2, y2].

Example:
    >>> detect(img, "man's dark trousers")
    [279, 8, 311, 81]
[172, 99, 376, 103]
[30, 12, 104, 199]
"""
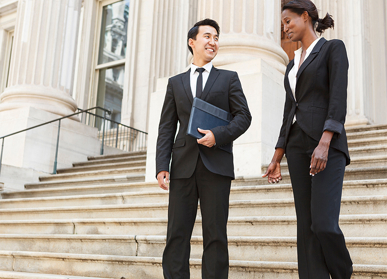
[156, 68, 251, 279]
[162, 156, 231, 279]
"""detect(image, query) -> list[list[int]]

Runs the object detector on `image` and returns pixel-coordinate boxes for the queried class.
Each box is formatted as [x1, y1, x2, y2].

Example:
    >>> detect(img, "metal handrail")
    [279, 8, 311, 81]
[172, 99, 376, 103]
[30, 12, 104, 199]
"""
[77, 108, 148, 154]
[76, 109, 146, 133]
[0, 106, 148, 175]
[1, 107, 109, 139]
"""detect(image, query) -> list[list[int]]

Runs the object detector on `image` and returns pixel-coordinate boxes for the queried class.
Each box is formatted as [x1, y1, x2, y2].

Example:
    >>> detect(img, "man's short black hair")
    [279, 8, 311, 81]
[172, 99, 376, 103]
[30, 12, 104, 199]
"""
[187, 18, 220, 54]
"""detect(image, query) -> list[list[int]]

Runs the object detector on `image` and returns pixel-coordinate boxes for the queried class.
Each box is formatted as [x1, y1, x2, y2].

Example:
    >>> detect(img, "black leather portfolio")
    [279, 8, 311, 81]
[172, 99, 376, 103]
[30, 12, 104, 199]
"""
[187, 97, 233, 152]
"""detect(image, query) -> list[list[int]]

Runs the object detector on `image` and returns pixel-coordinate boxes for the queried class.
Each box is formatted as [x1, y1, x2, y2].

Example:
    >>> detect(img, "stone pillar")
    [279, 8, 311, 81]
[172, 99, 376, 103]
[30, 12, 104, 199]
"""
[0, 0, 82, 117]
[313, 0, 387, 125]
[0, 0, 115, 178]
[197, 0, 288, 73]
[121, 0, 197, 132]
[338, 0, 369, 126]
[146, 0, 289, 181]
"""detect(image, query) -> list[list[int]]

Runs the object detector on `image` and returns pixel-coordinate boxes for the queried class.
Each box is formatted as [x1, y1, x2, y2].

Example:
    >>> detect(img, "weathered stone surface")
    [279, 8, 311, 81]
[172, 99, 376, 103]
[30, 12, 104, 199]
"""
[0, 126, 386, 278]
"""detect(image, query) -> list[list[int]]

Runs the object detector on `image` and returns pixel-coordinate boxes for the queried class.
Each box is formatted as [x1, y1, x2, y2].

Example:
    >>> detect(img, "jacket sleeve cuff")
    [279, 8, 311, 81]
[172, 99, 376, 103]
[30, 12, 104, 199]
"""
[156, 166, 170, 179]
[211, 126, 225, 146]
[323, 119, 343, 135]
[275, 137, 286, 149]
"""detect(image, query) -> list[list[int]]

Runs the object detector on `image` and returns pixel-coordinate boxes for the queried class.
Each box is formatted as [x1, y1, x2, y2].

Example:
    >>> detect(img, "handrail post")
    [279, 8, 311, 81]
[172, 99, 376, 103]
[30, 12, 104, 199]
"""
[0, 138, 4, 175]
[100, 110, 106, 155]
[115, 124, 119, 148]
[53, 120, 61, 174]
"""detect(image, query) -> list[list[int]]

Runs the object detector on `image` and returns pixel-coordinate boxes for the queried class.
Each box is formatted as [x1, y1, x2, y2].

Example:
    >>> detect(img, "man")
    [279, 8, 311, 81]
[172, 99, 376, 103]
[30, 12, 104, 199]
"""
[156, 18, 251, 279]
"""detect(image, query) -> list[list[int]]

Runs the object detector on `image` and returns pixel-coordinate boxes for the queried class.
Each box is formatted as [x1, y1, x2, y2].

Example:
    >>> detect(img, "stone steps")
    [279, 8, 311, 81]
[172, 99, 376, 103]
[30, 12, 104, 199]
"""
[0, 195, 386, 220]
[0, 215, 385, 237]
[57, 160, 146, 174]
[348, 137, 387, 148]
[0, 125, 385, 278]
[261, 166, 387, 181]
[23, 165, 387, 191]
[23, 175, 146, 191]
[72, 155, 146, 167]
[39, 167, 146, 182]
[0, 251, 384, 279]
[3, 178, 387, 201]
[349, 144, 387, 157]
[347, 129, 387, 141]
[346, 124, 387, 134]
[0, 234, 385, 265]
[342, 155, 387, 168]
[262, 156, 387, 174]
[2, 182, 156, 199]
[86, 151, 146, 161]
[0, 271, 111, 279]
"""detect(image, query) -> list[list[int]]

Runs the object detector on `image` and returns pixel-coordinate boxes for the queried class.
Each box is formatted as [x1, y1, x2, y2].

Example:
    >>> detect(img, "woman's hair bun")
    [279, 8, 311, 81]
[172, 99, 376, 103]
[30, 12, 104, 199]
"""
[316, 12, 334, 34]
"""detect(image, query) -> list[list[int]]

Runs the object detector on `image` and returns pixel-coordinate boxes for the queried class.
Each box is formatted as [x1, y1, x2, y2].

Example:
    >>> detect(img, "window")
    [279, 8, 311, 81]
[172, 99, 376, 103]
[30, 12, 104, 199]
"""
[94, 0, 129, 129]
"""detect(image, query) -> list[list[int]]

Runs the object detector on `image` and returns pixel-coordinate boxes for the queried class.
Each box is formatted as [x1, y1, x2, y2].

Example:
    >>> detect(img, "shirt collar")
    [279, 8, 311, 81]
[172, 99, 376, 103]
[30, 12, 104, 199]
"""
[306, 37, 321, 55]
[190, 61, 213, 75]
[294, 37, 321, 56]
[293, 37, 321, 67]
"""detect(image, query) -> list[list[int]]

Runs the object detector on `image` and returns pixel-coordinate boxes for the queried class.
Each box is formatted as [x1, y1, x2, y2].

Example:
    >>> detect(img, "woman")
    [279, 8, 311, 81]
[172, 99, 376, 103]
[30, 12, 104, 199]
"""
[263, 0, 353, 278]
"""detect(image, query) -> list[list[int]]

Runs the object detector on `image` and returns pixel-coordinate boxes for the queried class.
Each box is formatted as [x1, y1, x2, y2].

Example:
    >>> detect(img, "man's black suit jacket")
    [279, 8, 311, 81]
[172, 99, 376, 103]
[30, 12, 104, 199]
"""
[156, 67, 252, 180]
[275, 38, 350, 165]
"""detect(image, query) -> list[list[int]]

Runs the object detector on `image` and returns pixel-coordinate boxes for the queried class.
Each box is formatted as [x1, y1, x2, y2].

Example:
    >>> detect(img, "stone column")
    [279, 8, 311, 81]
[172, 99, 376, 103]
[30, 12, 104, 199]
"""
[313, 0, 387, 125]
[338, 0, 369, 126]
[121, 0, 197, 132]
[0, 0, 82, 117]
[197, 0, 288, 73]
[0, 0, 112, 177]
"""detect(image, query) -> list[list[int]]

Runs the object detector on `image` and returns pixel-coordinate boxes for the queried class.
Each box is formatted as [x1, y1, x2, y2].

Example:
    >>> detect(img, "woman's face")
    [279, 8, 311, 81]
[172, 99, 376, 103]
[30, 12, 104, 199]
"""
[281, 9, 308, 42]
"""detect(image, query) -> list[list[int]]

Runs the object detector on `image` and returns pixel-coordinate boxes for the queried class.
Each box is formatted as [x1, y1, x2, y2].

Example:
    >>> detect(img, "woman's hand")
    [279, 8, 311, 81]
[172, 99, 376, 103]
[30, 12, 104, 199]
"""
[310, 144, 329, 175]
[263, 148, 285, 183]
[310, 131, 334, 175]
[263, 161, 282, 183]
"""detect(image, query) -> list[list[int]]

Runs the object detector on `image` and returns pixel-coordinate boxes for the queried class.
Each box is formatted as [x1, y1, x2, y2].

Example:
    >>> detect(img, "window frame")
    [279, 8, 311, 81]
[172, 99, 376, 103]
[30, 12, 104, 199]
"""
[89, 0, 129, 111]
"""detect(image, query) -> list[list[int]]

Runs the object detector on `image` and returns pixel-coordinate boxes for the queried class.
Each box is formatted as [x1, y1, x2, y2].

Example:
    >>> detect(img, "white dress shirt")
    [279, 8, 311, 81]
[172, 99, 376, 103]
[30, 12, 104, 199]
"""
[289, 37, 321, 122]
[190, 61, 213, 97]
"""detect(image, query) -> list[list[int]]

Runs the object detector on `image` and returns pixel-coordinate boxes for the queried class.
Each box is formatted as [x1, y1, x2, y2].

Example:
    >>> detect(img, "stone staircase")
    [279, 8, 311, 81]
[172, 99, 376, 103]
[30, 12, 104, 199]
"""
[0, 125, 386, 278]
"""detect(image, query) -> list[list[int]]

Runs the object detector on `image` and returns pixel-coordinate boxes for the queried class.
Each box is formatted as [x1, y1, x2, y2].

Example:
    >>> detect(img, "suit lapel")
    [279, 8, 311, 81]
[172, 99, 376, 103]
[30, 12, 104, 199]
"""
[181, 69, 193, 104]
[285, 60, 296, 102]
[201, 67, 220, 101]
[296, 37, 327, 80]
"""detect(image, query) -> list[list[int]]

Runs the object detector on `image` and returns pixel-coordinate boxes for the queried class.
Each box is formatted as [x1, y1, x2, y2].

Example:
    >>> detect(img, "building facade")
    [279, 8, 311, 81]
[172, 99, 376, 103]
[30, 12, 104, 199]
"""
[0, 0, 386, 181]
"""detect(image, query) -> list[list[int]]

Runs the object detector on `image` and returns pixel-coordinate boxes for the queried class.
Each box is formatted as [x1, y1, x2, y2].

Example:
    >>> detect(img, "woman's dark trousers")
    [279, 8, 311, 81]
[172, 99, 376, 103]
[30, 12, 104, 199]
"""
[286, 122, 353, 279]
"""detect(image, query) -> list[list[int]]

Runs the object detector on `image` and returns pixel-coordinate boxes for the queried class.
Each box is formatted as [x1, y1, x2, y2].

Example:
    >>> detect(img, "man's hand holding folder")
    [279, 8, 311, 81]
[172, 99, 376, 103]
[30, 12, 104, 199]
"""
[187, 97, 232, 152]
[197, 128, 216, 148]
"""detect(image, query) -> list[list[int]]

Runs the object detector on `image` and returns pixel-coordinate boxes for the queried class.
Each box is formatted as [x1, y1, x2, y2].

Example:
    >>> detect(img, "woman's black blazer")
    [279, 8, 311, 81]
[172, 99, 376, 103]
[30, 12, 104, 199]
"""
[275, 37, 350, 165]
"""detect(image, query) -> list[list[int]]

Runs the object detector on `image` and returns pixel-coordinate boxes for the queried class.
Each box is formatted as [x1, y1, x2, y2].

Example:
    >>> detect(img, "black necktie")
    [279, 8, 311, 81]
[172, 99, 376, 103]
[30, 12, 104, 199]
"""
[196, 68, 205, 99]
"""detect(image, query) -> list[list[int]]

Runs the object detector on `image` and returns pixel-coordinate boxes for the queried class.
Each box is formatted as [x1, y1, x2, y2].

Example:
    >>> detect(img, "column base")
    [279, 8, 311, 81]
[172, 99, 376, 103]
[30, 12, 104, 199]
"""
[345, 114, 370, 127]
[219, 58, 285, 178]
[0, 85, 78, 118]
[145, 77, 169, 182]
[212, 34, 289, 74]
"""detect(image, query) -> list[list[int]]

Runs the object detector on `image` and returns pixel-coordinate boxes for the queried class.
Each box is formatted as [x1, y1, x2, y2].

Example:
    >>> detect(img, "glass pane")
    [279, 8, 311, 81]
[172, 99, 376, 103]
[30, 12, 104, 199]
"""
[98, 0, 129, 64]
[95, 65, 125, 130]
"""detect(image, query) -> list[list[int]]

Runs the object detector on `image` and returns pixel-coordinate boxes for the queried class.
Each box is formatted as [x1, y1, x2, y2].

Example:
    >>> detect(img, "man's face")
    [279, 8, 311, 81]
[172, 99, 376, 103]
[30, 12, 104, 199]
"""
[189, 25, 219, 63]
